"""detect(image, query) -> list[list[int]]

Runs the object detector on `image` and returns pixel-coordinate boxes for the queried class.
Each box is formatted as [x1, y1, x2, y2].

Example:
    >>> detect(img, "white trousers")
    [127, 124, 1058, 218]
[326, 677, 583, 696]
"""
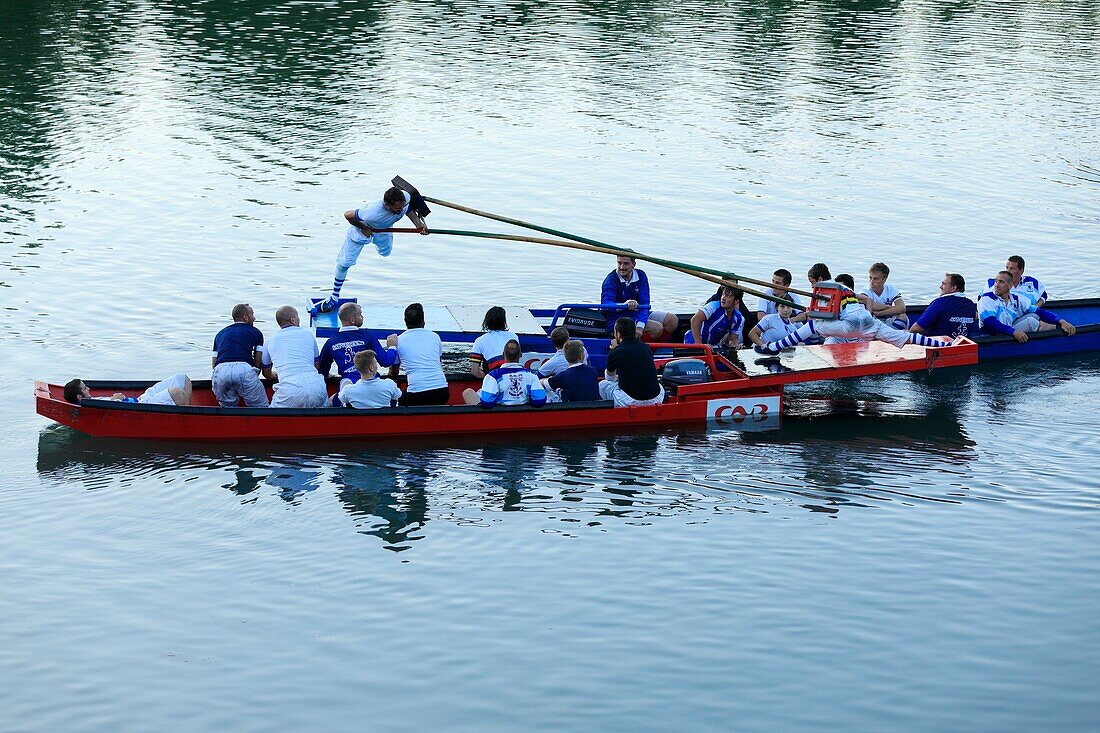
[598, 380, 665, 408]
[213, 361, 269, 408]
[817, 309, 910, 348]
[337, 231, 393, 268]
[138, 373, 189, 405]
[271, 373, 328, 408]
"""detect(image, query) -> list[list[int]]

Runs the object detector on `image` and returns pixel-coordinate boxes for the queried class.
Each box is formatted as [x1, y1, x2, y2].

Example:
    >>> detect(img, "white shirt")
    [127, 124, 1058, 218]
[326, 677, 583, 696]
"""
[755, 290, 801, 316]
[471, 330, 519, 369]
[390, 328, 448, 393]
[339, 375, 401, 409]
[536, 346, 590, 378]
[262, 325, 320, 380]
[756, 313, 798, 343]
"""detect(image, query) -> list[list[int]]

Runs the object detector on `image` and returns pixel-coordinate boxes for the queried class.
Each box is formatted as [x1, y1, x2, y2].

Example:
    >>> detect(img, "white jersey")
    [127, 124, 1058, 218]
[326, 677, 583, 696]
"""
[755, 313, 798, 344]
[339, 376, 401, 409]
[986, 275, 1048, 306]
[390, 328, 448, 393]
[478, 364, 547, 406]
[262, 325, 320, 380]
[860, 283, 908, 326]
[470, 330, 519, 369]
[537, 346, 590, 378]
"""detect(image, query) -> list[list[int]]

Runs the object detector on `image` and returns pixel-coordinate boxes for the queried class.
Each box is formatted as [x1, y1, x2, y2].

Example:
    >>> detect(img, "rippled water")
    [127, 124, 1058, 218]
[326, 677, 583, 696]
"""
[3, 1, 1100, 730]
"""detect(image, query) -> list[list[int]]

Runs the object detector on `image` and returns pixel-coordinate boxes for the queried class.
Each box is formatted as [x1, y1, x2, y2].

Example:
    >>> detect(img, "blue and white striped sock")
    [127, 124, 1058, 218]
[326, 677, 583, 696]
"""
[768, 321, 815, 351]
[907, 332, 949, 347]
[329, 265, 350, 301]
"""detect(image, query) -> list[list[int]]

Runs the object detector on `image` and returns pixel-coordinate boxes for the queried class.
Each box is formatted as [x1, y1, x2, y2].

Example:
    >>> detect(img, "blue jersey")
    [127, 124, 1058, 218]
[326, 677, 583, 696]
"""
[913, 293, 976, 338]
[685, 301, 744, 346]
[212, 322, 264, 366]
[601, 269, 651, 329]
[547, 364, 600, 402]
[977, 290, 1034, 335]
[318, 327, 395, 382]
[478, 364, 547, 407]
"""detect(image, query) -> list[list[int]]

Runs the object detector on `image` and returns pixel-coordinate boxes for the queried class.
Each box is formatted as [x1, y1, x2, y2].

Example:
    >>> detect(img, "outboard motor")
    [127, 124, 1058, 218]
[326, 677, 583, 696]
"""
[562, 307, 608, 337]
[661, 358, 712, 396]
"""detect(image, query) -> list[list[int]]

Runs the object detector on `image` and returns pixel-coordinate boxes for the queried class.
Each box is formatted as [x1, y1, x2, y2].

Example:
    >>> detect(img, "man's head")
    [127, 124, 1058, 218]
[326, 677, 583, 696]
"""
[353, 349, 378, 377]
[1006, 255, 1026, 283]
[482, 306, 508, 332]
[383, 186, 407, 214]
[772, 269, 793, 290]
[564, 340, 585, 365]
[614, 316, 637, 342]
[63, 378, 90, 405]
[941, 273, 965, 295]
[993, 270, 1013, 297]
[550, 326, 570, 350]
[719, 286, 741, 310]
[807, 263, 831, 284]
[231, 303, 255, 324]
[835, 273, 856, 290]
[868, 262, 890, 292]
[777, 303, 794, 319]
[404, 302, 425, 329]
[338, 302, 364, 327]
[275, 306, 299, 328]
[503, 339, 522, 364]
[616, 255, 637, 281]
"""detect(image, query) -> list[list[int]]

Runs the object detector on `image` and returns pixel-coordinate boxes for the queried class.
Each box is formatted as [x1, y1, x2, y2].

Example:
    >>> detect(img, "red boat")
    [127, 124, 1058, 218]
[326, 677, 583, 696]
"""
[35, 341, 977, 441]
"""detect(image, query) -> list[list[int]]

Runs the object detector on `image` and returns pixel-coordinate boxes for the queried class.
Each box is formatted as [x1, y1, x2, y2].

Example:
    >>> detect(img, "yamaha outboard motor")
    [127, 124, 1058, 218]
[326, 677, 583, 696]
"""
[661, 358, 712, 395]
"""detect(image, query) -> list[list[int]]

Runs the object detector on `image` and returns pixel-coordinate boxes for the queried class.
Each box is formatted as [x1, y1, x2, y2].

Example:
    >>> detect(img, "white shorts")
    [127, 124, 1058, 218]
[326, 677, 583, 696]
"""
[271, 373, 328, 408]
[213, 361, 268, 408]
[337, 230, 394, 268]
[138, 373, 189, 405]
[1013, 313, 1042, 333]
[599, 380, 665, 408]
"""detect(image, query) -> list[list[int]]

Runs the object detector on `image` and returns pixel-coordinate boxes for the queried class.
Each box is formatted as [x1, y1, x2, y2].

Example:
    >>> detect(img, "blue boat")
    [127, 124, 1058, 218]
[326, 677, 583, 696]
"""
[310, 297, 1100, 367]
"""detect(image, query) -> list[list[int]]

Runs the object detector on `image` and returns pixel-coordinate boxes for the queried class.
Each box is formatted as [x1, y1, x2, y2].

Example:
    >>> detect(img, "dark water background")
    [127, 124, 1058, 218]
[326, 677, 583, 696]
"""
[2, 1, 1099, 730]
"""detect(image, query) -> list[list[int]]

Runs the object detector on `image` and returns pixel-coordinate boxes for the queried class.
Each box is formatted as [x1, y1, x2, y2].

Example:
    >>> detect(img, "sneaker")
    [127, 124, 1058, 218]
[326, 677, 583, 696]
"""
[311, 296, 337, 315]
[754, 343, 780, 356]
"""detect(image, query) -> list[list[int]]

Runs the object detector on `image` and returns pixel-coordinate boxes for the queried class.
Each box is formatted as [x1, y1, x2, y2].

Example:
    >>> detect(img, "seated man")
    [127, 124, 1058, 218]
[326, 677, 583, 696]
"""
[383, 302, 451, 407]
[463, 339, 546, 407]
[469, 306, 519, 379]
[859, 262, 908, 329]
[337, 350, 401, 409]
[978, 270, 1075, 343]
[211, 303, 268, 408]
[64, 374, 192, 406]
[755, 268, 802, 320]
[599, 317, 665, 407]
[317, 302, 396, 386]
[755, 278, 951, 354]
[601, 255, 679, 340]
[748, 301, 798, 347]
[987, 255, 1048, 307]
[910, 273, 977, 339]
[261, 306, 328, 408]
[686, 286, 744, 348]
[537, 326, 588, 379]
[543, 340, 600, 403]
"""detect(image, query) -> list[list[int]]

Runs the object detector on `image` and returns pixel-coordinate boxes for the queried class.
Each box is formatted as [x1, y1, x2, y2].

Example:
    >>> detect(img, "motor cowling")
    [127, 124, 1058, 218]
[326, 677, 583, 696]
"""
[661, 358, 712, 395]
[562, 307, 608, 337]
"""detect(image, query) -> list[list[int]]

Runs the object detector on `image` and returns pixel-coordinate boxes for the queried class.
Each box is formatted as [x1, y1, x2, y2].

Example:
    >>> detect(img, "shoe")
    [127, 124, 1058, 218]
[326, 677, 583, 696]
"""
[754, 343, 780, 356]
[311, 296, 337, 315]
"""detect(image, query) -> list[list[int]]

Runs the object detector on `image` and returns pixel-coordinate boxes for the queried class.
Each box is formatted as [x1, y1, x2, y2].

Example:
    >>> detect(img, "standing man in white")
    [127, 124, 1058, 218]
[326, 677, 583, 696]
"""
[313, 185, 429, 315]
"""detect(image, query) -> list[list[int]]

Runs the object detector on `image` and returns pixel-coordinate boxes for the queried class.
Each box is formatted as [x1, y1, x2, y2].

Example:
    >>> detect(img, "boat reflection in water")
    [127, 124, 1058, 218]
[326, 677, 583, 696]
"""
[37, 354, 1099, 551]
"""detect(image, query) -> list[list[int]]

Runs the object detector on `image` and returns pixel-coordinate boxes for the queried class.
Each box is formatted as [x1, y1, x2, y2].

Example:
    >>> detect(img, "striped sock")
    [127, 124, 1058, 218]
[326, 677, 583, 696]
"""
[907, 332, 949, 347]
[768, 321, 815, 351]
[329, 265, 349, 301]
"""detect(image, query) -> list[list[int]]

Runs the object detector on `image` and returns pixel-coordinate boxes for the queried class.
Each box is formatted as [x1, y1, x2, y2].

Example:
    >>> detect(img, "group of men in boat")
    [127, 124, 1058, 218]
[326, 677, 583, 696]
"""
[60, 182, 1077, 411]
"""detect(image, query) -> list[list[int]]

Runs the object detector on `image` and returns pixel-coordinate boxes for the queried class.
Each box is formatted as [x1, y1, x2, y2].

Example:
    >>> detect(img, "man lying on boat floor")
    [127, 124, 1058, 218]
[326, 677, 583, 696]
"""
[64, 375, 193, 406]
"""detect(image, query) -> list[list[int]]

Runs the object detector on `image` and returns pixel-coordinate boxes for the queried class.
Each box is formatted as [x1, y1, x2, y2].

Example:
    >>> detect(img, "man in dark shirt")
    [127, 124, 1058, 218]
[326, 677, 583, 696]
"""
[211, 303, 268, 407]
[317, 302, 396, 385]
[546, 340, 600, 403]
[598, 317, 664, 407]
[909, 273, 978, 338]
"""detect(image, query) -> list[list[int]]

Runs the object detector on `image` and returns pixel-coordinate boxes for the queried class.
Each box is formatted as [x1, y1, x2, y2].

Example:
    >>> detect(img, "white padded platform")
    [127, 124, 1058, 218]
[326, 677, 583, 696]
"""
[359, 305, 546, 335]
